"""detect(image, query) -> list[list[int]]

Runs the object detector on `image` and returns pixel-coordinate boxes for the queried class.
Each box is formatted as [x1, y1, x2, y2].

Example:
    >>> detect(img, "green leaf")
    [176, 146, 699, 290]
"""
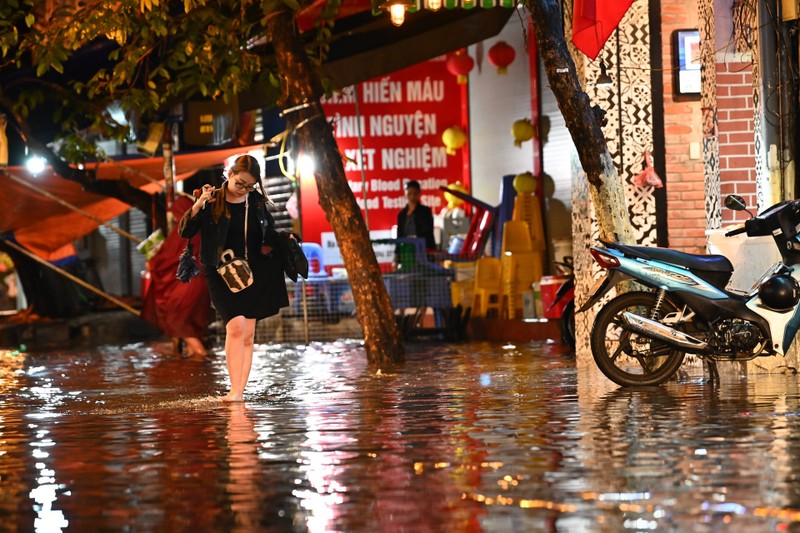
[281, 0, 301, 10]
[24, 13, 34, 27]
[262, 0, 281, 12]
[36, 62, 47, 77]
[53, 46, 68, 62]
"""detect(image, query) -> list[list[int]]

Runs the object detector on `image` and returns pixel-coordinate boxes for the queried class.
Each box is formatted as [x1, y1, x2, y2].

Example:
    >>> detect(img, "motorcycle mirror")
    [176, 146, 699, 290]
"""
[724, 194, 755, 218]
[724, 195, 747, 211]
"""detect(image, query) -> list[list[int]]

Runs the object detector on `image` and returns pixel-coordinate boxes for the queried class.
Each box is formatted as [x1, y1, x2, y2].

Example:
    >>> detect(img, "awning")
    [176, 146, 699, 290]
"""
[278, 0, 516, 91]
[320, 7, 514, 88]
[0, 144, 262, 260]
[298, 0, 515, 31]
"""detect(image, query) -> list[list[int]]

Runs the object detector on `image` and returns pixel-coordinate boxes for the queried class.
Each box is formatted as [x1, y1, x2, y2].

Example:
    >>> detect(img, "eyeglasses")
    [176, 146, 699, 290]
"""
[233, 178, 258, 192]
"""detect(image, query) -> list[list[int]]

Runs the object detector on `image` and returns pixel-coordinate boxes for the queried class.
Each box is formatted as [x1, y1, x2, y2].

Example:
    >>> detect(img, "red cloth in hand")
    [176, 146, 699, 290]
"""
[141, 196, 211, 338]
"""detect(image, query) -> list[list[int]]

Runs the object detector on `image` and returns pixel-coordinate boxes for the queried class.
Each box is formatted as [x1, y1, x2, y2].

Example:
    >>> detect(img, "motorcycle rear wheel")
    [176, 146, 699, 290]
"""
[590, 291, 686, 386]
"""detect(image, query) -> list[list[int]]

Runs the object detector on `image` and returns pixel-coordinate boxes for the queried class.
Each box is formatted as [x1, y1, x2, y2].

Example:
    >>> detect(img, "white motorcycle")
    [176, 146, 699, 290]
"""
[580, 194, 800, 386]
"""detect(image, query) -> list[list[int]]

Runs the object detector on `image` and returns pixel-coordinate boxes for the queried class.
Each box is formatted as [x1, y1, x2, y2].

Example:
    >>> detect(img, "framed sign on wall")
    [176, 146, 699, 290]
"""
[673, 29, 701, 98]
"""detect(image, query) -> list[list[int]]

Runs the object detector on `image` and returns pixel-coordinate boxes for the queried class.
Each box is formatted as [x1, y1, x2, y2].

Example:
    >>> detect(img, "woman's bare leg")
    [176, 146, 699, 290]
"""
[222, 316, 248, 402]
[221, 317, 257, 402]
[235, 319, 257, 394]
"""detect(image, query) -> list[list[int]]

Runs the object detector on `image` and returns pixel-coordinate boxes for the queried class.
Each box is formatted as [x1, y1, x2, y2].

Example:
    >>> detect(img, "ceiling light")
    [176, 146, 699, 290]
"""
[380, 0, 415, 27]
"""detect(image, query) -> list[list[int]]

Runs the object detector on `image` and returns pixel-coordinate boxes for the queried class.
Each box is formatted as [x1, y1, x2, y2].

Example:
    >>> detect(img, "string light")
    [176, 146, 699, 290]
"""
[379, 0, 415, 27]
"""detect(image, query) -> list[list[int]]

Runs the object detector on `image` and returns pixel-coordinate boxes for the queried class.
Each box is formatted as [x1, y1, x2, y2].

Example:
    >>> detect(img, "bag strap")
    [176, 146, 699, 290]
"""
[244, 193, 249, 260]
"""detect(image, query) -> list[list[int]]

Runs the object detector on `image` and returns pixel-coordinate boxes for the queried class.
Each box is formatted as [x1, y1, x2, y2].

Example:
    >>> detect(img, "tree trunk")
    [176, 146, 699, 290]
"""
[267, 10, 405, 368]
[528, 0, 635, 245]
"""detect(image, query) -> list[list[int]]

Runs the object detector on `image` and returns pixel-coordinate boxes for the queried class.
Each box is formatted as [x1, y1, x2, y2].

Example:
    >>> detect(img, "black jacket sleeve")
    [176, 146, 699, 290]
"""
[178, 201, 205, 239]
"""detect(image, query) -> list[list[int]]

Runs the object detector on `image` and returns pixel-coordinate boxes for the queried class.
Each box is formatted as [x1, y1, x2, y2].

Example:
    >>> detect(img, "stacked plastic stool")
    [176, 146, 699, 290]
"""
[500, 220, 541, 319]
[472, 256, 502, 318]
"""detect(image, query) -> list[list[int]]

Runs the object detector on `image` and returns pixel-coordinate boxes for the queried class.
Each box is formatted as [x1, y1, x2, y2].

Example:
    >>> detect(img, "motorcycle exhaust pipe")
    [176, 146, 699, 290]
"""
[622, 312, 708, 351]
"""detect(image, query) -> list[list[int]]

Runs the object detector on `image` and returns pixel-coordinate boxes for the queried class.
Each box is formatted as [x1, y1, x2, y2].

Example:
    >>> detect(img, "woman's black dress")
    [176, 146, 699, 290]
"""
[205, 200, 289, 324]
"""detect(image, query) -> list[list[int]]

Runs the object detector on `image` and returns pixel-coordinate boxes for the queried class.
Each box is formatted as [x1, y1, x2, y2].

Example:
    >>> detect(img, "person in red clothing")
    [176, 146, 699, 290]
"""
[142, 195, 211, 358]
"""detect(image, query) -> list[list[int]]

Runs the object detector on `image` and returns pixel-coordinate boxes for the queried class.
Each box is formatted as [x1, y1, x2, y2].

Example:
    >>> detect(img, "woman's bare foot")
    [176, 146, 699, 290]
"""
[220, 391, 244, 402]
[183, 337, 207, 358]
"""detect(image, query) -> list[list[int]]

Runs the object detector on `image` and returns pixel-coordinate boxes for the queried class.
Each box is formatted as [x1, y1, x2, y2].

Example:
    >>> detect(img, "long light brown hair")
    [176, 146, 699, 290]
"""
[211, 154, 273, 222]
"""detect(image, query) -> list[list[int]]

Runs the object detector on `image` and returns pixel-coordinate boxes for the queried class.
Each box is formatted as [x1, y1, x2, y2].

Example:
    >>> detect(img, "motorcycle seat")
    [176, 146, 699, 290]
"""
[608, 241, 734, 273]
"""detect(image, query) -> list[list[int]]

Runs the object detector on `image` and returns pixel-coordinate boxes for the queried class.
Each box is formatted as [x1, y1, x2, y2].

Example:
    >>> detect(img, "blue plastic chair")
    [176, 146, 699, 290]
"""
[301, 242, 327, 278]
[293, 242, 331, 317]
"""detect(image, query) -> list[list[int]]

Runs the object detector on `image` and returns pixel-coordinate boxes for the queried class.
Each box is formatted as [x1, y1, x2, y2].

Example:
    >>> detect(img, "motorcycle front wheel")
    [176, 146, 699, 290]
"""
[590, 291, 686, 386]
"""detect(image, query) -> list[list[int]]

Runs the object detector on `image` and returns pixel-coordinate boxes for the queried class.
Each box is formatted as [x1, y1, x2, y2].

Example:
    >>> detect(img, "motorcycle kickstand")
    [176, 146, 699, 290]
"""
[703, 359, 720, 385]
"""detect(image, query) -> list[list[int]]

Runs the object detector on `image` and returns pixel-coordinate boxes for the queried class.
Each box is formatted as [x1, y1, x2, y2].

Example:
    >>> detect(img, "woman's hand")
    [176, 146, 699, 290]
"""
[191, 184, 216, 216]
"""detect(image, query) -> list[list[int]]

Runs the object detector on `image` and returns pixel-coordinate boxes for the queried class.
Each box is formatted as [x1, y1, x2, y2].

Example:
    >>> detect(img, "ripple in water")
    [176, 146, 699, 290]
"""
[1, 340, 800, 531]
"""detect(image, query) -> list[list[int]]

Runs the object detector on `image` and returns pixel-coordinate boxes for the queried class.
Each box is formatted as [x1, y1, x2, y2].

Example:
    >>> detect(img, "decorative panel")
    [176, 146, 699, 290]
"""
[571, 0, 657, 359]
[698, 0, 721, 229]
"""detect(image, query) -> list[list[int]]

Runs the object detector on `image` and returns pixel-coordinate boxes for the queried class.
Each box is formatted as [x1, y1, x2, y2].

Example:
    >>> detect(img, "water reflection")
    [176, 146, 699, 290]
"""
[1, 340, 800, 530]
[225, 403, 262, 531]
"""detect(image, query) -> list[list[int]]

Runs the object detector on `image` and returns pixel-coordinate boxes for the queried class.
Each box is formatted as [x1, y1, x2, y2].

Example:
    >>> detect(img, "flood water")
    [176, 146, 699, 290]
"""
[2, 340, 800, 532]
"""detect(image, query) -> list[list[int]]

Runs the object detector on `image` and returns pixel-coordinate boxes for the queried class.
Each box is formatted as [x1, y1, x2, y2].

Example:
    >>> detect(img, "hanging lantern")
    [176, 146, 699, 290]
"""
[513, 172, 537, 194]
[446, 51, 474, 84]
[511, 118, 535, 148]
[487, 41, 516, 74]
[442, 126, 467, 155]
[443, 181, 468, 209]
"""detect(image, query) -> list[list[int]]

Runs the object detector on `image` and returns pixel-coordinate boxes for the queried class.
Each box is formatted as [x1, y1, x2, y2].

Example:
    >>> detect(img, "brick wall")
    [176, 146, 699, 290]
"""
[716, 62, 756, 222]
[661, 0, 705, 253]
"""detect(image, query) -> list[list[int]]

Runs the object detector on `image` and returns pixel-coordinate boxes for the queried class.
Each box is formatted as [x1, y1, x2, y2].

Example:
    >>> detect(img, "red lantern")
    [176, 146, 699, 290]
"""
[488, 41, 516, 74]
[446, 50, 474, 84]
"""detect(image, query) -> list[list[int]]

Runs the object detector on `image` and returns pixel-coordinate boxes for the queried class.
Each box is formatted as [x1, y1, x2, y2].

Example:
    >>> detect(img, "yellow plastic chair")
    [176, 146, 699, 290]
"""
[502, 220, 533, 253]
[513, 194, 546, 254]
[501, 221, 541, 318]
[502, 263, 540, 318]
[472, 257, 502, 318]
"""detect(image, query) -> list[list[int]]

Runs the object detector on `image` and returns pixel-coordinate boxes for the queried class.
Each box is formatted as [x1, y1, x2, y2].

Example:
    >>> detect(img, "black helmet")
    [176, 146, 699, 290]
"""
[759, 274, 800, 311]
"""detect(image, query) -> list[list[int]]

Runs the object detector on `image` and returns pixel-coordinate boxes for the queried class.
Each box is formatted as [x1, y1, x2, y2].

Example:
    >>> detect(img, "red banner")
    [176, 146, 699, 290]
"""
[299, 56, 470, 268]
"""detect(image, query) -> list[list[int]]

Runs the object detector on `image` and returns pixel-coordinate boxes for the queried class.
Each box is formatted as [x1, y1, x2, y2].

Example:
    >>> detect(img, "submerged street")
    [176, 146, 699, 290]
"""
[1, 339, 800, 531]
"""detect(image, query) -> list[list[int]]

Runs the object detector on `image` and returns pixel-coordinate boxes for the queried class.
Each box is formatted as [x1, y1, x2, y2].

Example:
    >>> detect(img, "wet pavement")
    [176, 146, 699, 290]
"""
[1, 340, 800, 532]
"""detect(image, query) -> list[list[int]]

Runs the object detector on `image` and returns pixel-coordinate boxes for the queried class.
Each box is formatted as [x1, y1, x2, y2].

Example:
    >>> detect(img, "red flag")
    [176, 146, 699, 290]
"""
[571, 0, 634, 60]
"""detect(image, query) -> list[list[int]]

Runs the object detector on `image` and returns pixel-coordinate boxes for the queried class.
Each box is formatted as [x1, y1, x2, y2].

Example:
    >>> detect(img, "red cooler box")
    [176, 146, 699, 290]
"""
[539, 275, 570, 319]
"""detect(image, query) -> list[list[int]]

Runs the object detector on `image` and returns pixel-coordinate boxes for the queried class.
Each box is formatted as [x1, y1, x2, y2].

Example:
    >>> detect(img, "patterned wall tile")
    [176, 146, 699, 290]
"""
[572, 0, 658, 360]
[698, 0, 721, 229]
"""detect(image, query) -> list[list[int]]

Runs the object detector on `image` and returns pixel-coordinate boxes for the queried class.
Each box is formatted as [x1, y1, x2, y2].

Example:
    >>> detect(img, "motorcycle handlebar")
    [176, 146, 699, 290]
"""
[724, 225, 747, 237]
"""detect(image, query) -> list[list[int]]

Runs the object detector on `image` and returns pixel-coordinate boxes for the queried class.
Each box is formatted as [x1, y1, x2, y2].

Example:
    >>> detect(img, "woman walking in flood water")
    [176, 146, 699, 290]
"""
[179, 155, 290, 402]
